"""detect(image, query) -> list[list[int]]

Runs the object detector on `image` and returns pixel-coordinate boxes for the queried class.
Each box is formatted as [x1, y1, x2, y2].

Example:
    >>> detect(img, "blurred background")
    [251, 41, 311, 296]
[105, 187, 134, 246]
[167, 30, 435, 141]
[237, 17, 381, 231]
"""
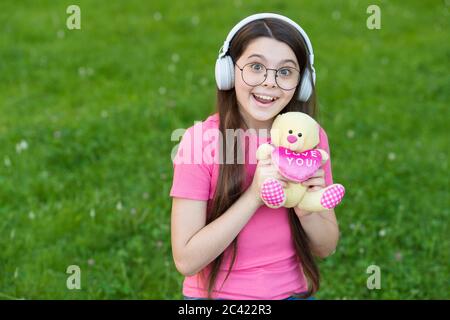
[0, 0, 448, 299]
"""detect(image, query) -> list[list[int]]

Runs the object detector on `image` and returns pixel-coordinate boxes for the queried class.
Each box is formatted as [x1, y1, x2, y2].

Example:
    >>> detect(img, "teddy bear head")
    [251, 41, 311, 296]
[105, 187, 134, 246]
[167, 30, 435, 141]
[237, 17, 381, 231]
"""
[270, 112, 320, 152]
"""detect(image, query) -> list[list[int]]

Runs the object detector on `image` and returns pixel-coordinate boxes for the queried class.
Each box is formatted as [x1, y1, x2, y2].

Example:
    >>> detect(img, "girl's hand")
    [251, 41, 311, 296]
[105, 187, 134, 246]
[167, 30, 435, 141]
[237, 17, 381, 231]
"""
[248, 158, 289, 205]
[296, 168, 326, 217]
[301, 168, 326, 192]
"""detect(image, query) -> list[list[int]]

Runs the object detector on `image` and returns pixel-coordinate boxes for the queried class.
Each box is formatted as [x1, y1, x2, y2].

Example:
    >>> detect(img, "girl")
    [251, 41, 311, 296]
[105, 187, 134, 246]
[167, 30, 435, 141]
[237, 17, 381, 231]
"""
[170, 13, 340, 300]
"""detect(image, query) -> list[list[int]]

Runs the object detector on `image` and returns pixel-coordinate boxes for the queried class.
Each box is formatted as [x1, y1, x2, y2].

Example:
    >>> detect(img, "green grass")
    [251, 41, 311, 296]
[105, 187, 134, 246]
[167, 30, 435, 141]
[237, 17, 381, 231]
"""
[0, 0, 448, 299]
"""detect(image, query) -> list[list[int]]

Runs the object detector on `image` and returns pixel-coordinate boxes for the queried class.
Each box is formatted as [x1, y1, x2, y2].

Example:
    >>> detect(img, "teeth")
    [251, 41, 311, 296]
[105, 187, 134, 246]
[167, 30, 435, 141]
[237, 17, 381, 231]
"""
[254, 94, 277, 102]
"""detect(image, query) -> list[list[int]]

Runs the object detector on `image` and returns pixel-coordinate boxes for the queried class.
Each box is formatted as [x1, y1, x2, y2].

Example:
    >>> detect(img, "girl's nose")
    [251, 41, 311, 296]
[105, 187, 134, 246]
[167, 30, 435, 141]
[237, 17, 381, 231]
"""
[262, 70, 277, 88]
[287, 135, 297, 143]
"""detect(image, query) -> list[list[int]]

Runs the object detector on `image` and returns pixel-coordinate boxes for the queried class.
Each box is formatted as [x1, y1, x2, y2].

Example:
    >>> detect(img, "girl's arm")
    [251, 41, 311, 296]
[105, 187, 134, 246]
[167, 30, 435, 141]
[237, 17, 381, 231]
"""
[171, 158, 288, 276]
[294, 207, 339, 258]
[171, 188, 260, 276]
[293, 168, 340, 258]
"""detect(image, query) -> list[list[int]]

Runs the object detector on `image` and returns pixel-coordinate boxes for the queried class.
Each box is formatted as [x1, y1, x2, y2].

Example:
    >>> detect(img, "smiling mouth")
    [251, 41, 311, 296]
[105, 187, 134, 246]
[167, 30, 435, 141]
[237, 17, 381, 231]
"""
[251, 93, 279, 105]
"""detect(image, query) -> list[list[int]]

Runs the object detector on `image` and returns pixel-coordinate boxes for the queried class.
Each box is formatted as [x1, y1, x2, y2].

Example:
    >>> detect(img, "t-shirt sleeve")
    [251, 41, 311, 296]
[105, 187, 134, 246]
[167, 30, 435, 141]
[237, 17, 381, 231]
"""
[317, 127, 334, 186]
[169, 125, 212, 201]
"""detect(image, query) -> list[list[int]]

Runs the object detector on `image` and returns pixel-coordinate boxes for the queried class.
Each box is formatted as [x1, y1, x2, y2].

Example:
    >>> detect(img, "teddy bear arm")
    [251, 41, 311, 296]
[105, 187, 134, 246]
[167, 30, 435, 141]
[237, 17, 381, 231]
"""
[316, 148, 329, 163]
[256, 143, 274, 161]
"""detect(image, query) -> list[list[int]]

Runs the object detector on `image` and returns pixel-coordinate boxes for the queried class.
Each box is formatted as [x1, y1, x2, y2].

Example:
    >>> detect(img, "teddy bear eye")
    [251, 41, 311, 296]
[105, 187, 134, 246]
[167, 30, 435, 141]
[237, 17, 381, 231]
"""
[297, 133, 302, 137]
[288, 130, 293, 134]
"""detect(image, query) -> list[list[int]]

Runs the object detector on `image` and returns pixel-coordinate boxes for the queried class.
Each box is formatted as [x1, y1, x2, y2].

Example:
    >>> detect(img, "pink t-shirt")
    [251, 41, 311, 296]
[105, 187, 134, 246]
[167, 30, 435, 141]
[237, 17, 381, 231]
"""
[169, 113, 334, 300]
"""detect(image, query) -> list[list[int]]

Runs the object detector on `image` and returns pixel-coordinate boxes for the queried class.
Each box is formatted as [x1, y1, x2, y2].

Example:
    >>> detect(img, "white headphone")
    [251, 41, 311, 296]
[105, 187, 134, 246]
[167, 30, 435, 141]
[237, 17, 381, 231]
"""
[215, 13, 316, 102]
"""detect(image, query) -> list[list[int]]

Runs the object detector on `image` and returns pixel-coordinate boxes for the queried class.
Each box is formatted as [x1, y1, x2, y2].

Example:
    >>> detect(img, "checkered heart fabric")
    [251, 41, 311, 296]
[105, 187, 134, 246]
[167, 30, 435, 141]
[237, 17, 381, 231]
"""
[260, 178, 286, 208]
[320, 184, 345, 209]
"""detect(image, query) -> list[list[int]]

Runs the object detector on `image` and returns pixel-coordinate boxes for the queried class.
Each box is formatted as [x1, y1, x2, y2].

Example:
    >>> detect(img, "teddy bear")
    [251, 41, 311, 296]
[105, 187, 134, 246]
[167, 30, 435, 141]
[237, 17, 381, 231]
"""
[256, 112, 345, 211]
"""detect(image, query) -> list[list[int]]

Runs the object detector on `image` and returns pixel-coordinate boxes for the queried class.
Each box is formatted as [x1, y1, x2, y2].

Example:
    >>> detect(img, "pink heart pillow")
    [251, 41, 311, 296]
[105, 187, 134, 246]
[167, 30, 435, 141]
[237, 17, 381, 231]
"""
[272, 146, 322, 183]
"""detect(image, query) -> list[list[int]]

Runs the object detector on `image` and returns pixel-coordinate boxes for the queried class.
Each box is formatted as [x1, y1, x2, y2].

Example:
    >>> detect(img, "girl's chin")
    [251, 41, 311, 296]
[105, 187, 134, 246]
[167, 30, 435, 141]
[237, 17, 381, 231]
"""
[245, 107, 279, 123]
[247, 99, 283, 120]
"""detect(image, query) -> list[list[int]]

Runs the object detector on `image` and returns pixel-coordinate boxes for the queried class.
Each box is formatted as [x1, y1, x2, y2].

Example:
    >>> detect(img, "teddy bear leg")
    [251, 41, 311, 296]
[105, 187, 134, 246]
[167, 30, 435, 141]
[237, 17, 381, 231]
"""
[283, 183, 306, 208]
[260, 178, 286, 209]
[298, 184, 345, 212]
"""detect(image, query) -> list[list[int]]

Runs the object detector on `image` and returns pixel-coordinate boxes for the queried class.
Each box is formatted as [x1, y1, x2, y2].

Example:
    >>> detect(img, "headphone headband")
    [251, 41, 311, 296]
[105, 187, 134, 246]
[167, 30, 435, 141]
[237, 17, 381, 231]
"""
[218, 13, 315, 67]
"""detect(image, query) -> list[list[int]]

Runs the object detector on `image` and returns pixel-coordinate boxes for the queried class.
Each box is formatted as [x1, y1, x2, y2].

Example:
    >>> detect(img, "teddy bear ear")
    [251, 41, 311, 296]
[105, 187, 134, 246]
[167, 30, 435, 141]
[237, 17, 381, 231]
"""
[303, 121, 320, 149]
[270, 114, 284, 145]
[270, 127, 280, 146]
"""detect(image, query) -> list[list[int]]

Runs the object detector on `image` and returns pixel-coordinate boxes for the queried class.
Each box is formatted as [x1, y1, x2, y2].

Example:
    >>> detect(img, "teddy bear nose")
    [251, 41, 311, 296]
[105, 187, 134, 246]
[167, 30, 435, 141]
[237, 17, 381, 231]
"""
[287, 135, 298, 143]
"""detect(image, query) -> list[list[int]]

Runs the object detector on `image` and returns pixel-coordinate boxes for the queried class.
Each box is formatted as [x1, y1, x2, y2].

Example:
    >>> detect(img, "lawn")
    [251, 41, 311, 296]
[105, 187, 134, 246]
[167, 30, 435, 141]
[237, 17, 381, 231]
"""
[0, 0, 448, 299]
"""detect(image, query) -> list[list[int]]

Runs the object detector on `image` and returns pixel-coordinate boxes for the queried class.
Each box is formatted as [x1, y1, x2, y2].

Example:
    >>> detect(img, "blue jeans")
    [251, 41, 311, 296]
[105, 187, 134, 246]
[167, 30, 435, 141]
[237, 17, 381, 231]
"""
[183, 293, 315, 300]
[284, 295, 315, 300]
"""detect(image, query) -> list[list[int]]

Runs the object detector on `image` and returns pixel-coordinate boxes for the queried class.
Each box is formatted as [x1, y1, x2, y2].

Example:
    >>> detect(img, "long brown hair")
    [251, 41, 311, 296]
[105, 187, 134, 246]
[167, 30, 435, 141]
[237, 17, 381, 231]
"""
[201, 18, 320, 299]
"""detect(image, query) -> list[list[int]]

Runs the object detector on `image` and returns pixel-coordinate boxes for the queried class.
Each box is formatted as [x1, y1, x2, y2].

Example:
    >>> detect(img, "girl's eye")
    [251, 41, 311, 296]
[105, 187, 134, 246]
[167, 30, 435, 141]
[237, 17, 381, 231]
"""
[288, 130, 293, 134]
[250, 63, 264, 71]
[297, 133, 302, 137]
[278, 68, 291, 77]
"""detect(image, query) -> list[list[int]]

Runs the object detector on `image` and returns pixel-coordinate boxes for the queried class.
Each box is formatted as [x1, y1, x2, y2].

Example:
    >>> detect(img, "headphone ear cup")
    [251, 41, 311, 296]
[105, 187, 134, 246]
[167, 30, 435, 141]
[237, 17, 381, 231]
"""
[297, 68, 313, 102]
[215, 55, 235, 90]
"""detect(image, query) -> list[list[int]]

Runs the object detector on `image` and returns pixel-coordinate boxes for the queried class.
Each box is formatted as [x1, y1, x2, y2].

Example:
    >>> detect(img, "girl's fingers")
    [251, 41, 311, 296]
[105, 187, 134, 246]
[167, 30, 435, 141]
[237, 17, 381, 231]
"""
[302, 177, 325, 187]
[258, 158, 272, 166]
[275, 171, 290, 182]
[312, 169, 325, 178]
[259, 168, 288, 187]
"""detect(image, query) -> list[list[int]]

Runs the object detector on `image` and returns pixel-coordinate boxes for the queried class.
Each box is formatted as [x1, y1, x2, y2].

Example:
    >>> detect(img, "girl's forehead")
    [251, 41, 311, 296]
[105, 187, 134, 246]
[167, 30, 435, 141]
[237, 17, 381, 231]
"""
[240, 37, 298, 64]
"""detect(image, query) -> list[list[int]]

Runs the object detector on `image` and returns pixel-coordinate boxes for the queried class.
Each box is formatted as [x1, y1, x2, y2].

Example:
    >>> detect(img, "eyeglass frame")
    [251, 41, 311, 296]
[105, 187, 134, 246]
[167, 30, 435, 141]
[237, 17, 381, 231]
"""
[234, 61, 301, 91]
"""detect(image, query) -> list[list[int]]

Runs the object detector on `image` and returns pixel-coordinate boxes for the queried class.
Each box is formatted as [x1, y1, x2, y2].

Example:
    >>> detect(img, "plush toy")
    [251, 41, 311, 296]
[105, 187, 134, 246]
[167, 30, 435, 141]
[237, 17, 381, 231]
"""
[256, 112, 345, 211]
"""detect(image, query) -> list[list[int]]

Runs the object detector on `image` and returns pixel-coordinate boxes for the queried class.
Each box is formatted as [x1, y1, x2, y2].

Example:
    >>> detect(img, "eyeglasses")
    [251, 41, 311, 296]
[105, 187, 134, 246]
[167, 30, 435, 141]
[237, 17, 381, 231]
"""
[235, 62, 301, 91]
